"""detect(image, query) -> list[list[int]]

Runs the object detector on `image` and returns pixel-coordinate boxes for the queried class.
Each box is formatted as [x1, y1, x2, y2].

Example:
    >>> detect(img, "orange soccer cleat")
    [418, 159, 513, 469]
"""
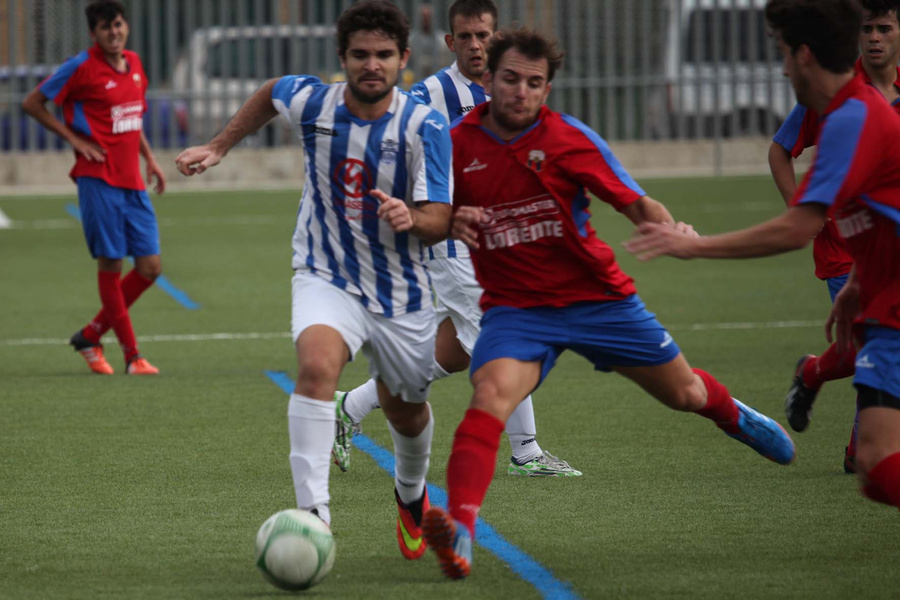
[126, 356, 160, 375]
[69, 330, 114, 375]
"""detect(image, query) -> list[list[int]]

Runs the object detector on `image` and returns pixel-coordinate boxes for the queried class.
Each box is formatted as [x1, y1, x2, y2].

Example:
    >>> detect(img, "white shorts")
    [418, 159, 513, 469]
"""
[430, 256, 483, 355]
[291, 271, 436, 403]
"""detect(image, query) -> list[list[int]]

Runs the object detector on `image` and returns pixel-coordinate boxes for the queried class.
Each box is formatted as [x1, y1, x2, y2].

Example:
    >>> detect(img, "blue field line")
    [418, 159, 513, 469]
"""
[263, 370, 582, 600]
[65, 203, 200, 310]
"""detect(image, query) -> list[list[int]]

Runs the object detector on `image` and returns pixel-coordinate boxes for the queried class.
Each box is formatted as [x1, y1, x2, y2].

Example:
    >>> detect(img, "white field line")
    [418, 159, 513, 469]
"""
[0, 208, 12, 229]
[0, 320, 824, 347]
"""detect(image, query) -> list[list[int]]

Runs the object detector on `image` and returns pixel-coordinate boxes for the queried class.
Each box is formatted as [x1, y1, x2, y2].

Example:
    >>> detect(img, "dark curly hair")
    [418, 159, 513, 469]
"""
[336, 0, 410, 57]
[860, 0, 900, 20]
[486, 27, 565, 82]
[765, 0, 862, 74]
[86, 0, 126, 31]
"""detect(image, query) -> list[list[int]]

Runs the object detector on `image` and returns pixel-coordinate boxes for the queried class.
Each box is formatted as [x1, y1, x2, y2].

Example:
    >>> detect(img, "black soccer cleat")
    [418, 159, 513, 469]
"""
[785, 354, 820, 433]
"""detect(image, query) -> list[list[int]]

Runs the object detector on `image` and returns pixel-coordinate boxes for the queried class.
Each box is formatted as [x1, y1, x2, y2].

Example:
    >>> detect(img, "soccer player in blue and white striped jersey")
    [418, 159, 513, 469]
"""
[176, 0, 451, 559]
[334, 0, 581, 479]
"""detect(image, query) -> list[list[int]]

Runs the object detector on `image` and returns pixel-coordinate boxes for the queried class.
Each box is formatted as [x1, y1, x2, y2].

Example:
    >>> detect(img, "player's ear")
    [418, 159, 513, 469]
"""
[399, 47, 411, 70]
[482, 70, 493, 94]
[543, 82, 552, 103]
[445, 33, 454, 51]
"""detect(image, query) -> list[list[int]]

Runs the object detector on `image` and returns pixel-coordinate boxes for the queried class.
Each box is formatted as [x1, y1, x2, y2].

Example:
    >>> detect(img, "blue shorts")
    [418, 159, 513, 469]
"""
[76, 176, 159, 259]
[826, 273, 849, 303]
[471, 295, 681, 385]
[854, 327, 900, 399]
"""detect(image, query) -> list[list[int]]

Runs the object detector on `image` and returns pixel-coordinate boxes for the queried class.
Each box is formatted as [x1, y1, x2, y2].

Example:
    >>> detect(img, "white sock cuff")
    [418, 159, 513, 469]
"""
[289, 393, 336, 421]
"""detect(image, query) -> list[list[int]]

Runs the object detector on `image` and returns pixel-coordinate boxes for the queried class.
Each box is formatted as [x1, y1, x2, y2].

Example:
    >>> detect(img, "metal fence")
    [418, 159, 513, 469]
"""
[0, 0, 795, 153]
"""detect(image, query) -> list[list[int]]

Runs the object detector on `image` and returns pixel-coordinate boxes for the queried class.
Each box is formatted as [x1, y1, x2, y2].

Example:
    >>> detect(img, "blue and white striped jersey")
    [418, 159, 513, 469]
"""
[272, 76, 453, 317]
[410, 62, 489, 261]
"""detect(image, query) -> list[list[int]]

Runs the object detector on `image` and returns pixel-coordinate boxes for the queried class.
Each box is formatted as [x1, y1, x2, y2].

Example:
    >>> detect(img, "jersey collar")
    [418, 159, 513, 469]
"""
[467, 102, 549, 145]
[854, 56, 900, 92]
[823, 74, 866, 116]
[449, 61, 484, 93]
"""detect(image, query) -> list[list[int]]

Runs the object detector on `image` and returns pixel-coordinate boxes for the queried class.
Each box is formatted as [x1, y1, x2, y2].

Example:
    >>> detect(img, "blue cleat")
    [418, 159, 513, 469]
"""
[725, 399, 796, 465]
[422, 507, 472, 580]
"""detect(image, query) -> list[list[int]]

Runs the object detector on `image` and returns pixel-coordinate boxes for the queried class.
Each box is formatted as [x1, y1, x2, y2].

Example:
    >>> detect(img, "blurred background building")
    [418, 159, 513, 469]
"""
[0, 0, 796, 186]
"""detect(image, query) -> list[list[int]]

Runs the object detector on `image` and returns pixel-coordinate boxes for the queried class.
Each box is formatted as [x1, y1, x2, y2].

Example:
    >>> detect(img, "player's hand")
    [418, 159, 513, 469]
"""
[373, 189, 415, 232]
[175, 145, 223, 176]
[825, 281, 861, 354]
[146, 158, 166, 194]
[622, 221, 698, 260]
[452, 206, 484, 250]
[72, 138, 106, 162]
[674, 221, 699, 237]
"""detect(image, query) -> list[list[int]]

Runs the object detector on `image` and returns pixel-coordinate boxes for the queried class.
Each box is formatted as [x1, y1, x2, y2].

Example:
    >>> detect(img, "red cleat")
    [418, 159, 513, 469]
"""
[396, 487, 429, 560]
[126, 356, 159, 375]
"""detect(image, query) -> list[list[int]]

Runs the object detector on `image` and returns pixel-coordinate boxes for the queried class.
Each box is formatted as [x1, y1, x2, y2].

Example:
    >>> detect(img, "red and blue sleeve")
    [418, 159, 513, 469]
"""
[558, 114, 645, 211]
[793, 99, 868, 209]
[773, 104, 819, 158]
[38, 50, 89, 105]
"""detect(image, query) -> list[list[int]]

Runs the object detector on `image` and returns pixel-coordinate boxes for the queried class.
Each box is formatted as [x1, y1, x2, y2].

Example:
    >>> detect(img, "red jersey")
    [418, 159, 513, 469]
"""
[773, 59, 900, 279]
[39, 44, 147, 190]
[792, 76, 900, 331]
[451, 104, 644, 311]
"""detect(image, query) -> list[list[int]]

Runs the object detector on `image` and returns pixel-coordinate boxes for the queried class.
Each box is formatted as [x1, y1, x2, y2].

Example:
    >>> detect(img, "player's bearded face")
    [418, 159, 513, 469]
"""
[342, 31, 409, 105]
[485, 51, 551, 135]
[776, 37, 810, 107]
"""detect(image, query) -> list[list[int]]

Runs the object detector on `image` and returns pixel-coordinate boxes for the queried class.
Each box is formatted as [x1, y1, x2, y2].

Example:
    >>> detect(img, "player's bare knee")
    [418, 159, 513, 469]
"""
[295, 355, 341, 398]
[137, 263, 162, 281]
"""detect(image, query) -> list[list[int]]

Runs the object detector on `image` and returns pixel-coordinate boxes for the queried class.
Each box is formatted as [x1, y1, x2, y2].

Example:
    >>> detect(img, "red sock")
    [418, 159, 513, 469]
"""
[802, 344, 856, 389]
[446, 409, 505, 537]
[864, 453, 900, 509]
[96, 270, 139, 363]
[83, 270, 154, 344]
[692, 369, 740, 433]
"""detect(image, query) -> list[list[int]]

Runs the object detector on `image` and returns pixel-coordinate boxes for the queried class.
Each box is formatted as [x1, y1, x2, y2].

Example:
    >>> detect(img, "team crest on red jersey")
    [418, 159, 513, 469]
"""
[527, 150, 545, 172]
[133, 73, 142, 87]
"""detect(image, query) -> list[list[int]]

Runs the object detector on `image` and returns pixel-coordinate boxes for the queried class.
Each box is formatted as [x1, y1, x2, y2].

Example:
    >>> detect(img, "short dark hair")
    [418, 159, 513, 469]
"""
[860, 0, 900, 21]
[486, 27, 565, 82]
[86, 0, 126, 31]
[765, 0, 862, 74]
[448, 0, 499, 33]
[336, 0, 409, 57]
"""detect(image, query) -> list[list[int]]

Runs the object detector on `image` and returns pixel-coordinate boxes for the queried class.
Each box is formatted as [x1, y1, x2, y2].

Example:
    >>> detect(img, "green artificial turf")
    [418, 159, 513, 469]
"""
[1, 176, 897, 599]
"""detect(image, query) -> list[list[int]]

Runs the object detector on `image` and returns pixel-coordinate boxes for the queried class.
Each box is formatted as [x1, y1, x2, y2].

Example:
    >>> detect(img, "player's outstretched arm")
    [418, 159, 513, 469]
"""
[769, 142, 797, 206]
[623, 203, 827, 261]
[21, 89, 106, 162]
[620, 195, 676, 227]
[175, 79, 279, 176]
[372, 189, 452, 245]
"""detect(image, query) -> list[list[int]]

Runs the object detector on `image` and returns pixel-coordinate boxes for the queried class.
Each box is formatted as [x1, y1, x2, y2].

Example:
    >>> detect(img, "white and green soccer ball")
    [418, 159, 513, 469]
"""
[255, 509, 336, 591]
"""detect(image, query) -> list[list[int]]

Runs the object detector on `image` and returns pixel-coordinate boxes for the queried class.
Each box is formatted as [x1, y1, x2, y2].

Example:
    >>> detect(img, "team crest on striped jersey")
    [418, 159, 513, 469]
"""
[333, 158, 373, 199]
[527, 150, 545, 172]
[381, 139, 399, 165]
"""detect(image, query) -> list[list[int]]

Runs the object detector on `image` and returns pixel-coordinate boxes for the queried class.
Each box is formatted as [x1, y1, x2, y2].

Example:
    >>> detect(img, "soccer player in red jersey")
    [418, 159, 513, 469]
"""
[627, 0, 900, 516]
[420, 27, 796, 580]
[22, 0, 165, 376]
[768, 0, 900, 472]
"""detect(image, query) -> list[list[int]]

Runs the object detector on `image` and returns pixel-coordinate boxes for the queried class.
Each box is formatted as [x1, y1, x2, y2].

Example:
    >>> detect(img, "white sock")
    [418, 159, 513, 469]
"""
[387, 404, 434, 505]
[432, 357, 452, 380]
[288, 394, 335, 525]
[342, 379, 380, 424]
[506, 395, 542, 462]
